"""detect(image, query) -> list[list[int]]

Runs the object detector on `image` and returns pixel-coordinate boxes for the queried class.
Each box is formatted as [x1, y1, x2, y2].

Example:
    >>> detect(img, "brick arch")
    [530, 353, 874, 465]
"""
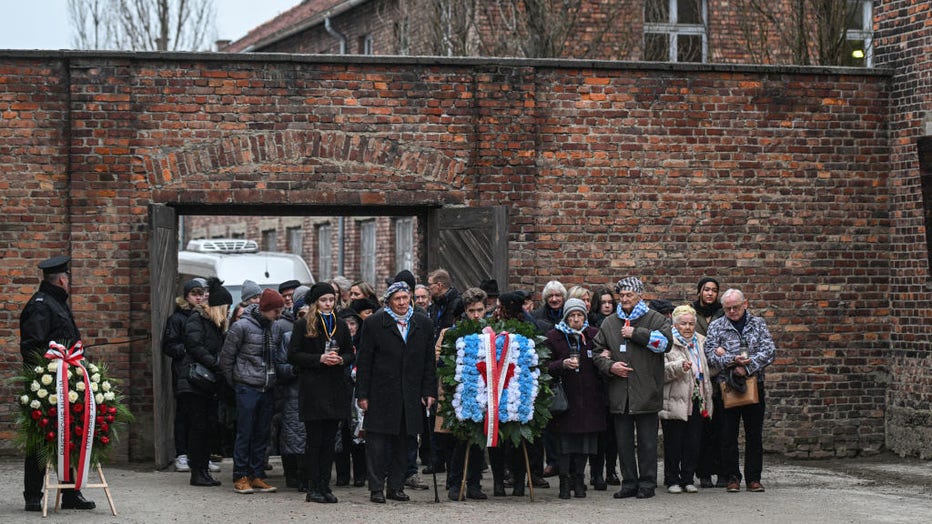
[145, 129, 469, 206]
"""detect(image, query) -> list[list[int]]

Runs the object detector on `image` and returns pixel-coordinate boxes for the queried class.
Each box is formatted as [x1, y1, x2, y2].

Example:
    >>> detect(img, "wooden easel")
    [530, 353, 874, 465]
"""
[43, 462, 117, 517]
[457, 441, 535, 501]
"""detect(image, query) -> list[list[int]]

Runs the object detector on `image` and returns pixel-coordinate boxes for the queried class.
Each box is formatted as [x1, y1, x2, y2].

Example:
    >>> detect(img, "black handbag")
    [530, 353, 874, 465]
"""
[187, 362, 218, 391]
[550, 378, 569, 415]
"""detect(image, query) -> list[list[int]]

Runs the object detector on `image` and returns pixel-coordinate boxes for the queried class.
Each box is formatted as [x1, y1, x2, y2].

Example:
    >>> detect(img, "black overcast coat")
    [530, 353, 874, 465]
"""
[20, 281, 81, 365]
[355, 308, 437, 436]
[287, 313, 355, 421]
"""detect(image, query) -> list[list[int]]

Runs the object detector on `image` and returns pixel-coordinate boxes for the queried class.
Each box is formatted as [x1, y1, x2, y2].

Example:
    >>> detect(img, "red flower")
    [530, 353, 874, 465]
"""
[701, 409, 710, 419]
[108, 407, 117, 415]
[46, 432, 56, 442]
[100, 436, 110, 445]
[105, 415, 115, 423]
[96, 416, 104, 425]
[100, 423, 110, 433]
[98, 404, 107, 414]
[72, 402, 84, 414]
[39, 418, 49, 428]
[49, 407, 57, 417]
[31, 410, 43, 420]
[75, 425, 83, 436]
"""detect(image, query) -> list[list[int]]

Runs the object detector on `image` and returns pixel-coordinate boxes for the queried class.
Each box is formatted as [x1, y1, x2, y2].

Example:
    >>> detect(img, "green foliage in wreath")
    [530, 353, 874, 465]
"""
[436, 317, 554, 448]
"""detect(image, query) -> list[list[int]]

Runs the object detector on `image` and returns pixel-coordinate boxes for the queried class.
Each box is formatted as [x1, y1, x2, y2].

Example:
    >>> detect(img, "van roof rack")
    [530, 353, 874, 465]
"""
[185, 239, 259, 253]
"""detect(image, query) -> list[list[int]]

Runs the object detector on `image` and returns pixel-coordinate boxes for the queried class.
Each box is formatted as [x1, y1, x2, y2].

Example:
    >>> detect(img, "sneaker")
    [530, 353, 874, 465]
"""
[250, 477, 278, 493]
[233, 476, 255, 494]
[404, 474, 429, 490]
[667, 484, 683, 494]
[174, 454, 190, 472]
[208, 461, 221, 472]
[726, 479, 741, 493]
[684, 484, 699, 493]
[747, 481, 765, 492]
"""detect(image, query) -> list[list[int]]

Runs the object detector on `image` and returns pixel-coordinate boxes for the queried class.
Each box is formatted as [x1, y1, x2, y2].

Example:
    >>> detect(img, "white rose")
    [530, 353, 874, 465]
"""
[30, 400, 41, 409]
[20, 395, 30, 405]
[66, 370, 72, 380]
[68, 391, 79, 403]
[90, 383, 98, 392]
[34, 366, 44, 374]
[88, 364, 99, 373]
[75, 367, 84, 376]
[102, 381, 112, 392]
[49, 395, 58, 405]
[31, 380, 41, 392]
[95, 393, 104, 404]
[91, 373, 101, 383]
[76, 381, 86, 392]
[47, 362, 58, 372]
[37, 389, 49, 399]
[103, 392, 115, 401]
[41, 374, 53, 386]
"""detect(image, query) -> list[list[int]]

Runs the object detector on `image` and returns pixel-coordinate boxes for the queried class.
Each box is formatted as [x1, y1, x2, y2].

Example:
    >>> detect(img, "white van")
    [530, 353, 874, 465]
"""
[178, 239, 314, 305]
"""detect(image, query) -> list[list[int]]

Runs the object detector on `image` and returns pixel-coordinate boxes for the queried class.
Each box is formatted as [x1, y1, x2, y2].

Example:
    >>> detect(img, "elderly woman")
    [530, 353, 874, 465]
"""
[546, 298, 605, 499]
[660, 305, 714, 494]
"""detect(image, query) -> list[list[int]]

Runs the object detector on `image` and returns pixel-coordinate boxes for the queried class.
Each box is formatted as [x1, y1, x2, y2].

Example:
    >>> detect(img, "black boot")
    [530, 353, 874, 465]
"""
[591, 473, 607, 491]
[493, 481, 506, 497]
[558, 475, 572, 499]
[60, 490, 95, 510]
[190, 469, 215, 487]
[203, 469, 222, 486]
[573, 474, 587, 498]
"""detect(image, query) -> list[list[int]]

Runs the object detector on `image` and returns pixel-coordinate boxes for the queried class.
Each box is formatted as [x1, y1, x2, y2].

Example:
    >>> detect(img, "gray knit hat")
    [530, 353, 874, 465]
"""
[614, 276, 644, 295]
[241, 279, 262, 302]
[562, 298, 588, 323]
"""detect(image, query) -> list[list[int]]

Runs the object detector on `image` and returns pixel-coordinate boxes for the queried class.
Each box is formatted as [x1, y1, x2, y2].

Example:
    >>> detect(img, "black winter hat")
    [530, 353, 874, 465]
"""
[279, 279, 301, 293]
[207, 277, 233, 307]
[307, 282, 336, 304]
[479, 279, 500, 297]
[392, 270, 417, 292]
[350, 297, 379, 314]
[498, 292, 525, 317]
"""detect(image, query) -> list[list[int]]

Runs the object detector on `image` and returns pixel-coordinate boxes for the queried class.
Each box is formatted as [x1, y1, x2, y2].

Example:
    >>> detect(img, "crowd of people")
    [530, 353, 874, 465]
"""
[17, 253, 775, 511]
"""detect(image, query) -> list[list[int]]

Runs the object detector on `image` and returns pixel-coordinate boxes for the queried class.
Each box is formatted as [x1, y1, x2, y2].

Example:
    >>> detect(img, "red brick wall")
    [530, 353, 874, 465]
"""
[874, 0, 932, 459]
[0, 51, 896, 461]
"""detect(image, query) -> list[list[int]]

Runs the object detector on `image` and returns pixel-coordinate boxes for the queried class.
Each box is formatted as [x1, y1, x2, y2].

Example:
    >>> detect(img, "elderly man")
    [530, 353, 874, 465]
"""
[704, 289, 775, 493]
[20, 256, 96, 511]
[593, 276, 672, 500]
[356, 282, 437, 503]
[426, 269, 464, 343]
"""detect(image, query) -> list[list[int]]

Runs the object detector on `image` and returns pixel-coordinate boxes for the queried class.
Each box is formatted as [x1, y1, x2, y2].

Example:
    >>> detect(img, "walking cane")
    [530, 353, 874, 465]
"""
[424, 406, 440, 502]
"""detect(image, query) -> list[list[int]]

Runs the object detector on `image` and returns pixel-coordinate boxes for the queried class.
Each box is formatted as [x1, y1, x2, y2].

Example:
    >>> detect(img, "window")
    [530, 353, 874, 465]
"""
[359, 34, 373, 55]
[317, 224, 332, 282]
[843, 0, 873, 67]
[287, 226, 303, 255]
[644, 0, 707, 63]
[360, 220, 376, 285]
[261, 229, 277, 251]
[395, 217, 414, 274]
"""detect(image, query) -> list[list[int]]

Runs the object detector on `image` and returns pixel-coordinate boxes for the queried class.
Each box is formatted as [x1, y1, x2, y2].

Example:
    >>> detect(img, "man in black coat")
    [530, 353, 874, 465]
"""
[19, 256, 95, 512]
[355, 282, 437, 503]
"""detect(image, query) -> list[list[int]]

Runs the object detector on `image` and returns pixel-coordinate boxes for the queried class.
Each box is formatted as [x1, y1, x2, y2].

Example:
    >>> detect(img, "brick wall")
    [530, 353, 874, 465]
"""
[874, 0, 932, 459]
[0, 50, 898, 461]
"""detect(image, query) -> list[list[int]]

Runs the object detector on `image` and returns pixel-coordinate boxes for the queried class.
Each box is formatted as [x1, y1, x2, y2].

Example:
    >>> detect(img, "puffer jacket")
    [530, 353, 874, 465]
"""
[275, 331, 306, 455]
[660, 333, 714, 422]
[162, 297, 195, 393]
[182, 304, 226, 396]
[220, 304, 283, 392]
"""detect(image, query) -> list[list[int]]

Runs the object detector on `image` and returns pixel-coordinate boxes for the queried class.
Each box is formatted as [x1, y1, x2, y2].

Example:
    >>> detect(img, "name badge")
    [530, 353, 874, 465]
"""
[587, 349, 593, 358]
[619, 343, 627, 353]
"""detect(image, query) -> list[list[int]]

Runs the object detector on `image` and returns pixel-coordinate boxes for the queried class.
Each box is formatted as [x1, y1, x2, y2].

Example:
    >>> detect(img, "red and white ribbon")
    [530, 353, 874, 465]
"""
[481, 327, 513, 448]
[45, 341, 96, 489]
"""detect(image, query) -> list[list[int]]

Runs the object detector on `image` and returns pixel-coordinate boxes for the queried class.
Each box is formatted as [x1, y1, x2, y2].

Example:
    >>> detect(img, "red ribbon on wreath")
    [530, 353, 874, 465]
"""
[45, 341, 96, 490]
[479, 328, 514, 448]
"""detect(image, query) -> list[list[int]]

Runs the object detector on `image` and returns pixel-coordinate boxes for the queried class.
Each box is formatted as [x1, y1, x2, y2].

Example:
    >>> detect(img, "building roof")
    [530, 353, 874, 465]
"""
[221, 0, 365, 53]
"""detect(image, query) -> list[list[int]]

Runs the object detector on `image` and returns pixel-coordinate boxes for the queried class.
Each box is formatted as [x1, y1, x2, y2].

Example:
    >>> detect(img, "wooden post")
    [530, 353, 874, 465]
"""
[522, 440, 535, 501]
[43, 463, 117, 517]
[458, 444, 471, 501]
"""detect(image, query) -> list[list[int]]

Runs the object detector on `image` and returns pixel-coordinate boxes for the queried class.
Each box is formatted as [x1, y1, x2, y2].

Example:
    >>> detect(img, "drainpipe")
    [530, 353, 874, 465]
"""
[324, 17, 347, 54]
[338, 217, 345, 276]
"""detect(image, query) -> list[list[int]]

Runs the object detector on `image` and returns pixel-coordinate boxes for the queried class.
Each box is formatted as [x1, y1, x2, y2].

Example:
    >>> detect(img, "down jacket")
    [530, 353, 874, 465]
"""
[162, 297, 196, 393]
[275, 331, 306, 456]
[659, 333, 714, 422]
[182, 305, 226, 396]
[220, 304, 284, 392]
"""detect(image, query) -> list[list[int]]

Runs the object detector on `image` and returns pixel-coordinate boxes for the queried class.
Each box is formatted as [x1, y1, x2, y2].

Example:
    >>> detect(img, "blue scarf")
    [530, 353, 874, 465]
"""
[616, 300, 649, 322]
[386, 305, 414, 340]
[555, 320, 589, 337]
[672, 326, 702, 378]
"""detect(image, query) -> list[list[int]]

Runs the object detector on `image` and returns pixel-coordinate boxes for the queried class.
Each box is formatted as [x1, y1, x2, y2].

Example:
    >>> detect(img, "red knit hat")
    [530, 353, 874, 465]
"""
[259, 288, 285, 312]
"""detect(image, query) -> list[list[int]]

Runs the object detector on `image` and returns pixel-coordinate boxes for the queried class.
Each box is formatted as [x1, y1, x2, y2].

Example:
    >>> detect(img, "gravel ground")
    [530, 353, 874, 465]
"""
[0, 452, 929, 523]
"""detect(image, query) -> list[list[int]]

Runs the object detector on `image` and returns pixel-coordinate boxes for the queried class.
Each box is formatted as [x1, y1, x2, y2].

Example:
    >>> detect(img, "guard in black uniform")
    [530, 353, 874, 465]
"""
[19, 255, 96, 512]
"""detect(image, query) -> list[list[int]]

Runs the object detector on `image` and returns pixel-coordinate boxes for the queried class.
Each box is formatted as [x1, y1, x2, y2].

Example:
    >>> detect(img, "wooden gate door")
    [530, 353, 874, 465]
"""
[426, 207, 508, 291]
[148, 204, 178, 468]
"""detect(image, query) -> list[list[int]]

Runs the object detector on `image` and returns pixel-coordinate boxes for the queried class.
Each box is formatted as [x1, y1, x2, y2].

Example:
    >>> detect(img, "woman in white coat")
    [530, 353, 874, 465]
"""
[660, 305, 714, 494]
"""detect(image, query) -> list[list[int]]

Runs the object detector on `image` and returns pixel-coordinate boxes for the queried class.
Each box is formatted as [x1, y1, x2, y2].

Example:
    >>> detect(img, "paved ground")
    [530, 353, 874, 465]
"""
[0, 452, 929, 523]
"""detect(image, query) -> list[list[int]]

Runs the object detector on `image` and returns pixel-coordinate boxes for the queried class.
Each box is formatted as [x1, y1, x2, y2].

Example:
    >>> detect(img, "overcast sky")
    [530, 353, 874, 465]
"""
[0, 0, 301, 50]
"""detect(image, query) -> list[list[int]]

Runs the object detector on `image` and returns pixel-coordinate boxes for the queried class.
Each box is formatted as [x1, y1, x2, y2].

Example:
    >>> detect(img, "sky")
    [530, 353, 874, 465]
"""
[0, 0, 302, 50]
